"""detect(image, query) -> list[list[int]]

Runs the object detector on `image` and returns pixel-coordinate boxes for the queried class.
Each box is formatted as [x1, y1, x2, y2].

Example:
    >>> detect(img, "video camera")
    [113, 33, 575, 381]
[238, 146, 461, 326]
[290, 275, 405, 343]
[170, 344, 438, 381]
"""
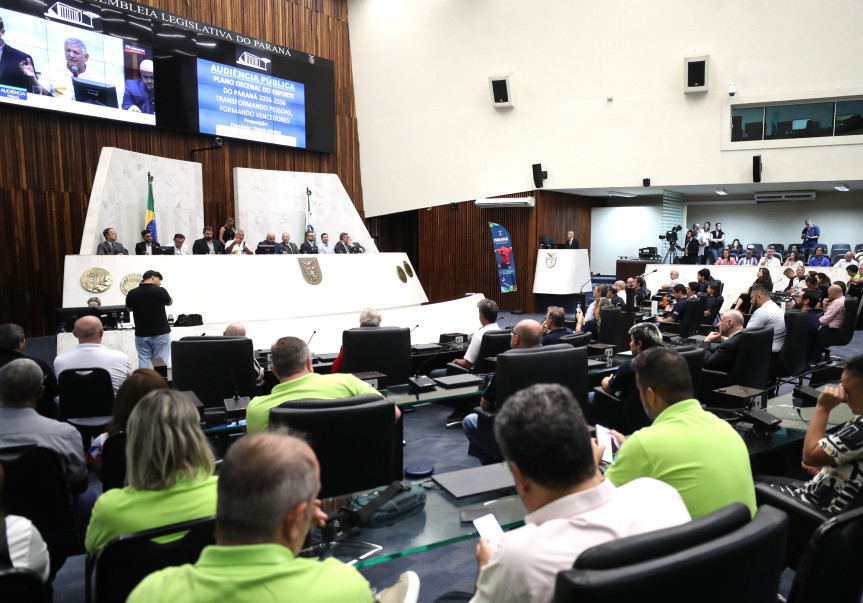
[659, 224, 683, 243]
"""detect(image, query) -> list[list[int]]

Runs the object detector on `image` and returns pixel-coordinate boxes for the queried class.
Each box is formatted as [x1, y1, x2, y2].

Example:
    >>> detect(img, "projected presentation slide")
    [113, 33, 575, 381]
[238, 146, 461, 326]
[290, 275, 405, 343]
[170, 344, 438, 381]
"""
[0, 5, 155, 125]
[196, 59, 307, 148]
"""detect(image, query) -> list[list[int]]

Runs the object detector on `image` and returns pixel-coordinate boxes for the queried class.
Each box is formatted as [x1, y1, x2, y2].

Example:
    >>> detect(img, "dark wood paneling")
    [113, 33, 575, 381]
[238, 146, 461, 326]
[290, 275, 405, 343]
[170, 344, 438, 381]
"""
[1, 0, 361, 336]
[366, 210, 419, 273]
[535, 190, 593, 255]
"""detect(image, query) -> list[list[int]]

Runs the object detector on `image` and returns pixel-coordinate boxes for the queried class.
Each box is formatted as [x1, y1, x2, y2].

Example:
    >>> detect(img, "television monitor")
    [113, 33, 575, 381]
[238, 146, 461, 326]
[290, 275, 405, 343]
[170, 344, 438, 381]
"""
[159, 246, 175, 255]
[71, 79, 118, 108]
[55, 305, 129, 330]
[256, 244, 276, 255]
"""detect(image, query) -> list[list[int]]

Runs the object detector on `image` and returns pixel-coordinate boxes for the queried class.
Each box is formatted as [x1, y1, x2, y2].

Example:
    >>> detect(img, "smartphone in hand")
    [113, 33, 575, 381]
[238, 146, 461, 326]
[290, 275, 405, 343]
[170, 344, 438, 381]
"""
[595, 424, 620, 464]
[473, 513, 504, 551]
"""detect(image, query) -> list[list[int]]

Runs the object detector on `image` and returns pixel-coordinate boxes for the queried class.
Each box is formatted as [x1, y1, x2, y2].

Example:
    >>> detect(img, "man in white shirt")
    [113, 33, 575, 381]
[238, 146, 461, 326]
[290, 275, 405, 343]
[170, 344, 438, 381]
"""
[758, 246, 781, 267]
[746, 285, 786, 352]
[453, 299, 501, 370]
[170, 233, 189, 255]
[660, 269, 683, 290]
[54, 316, 132, 395]
[834, 251, 857, 270]
[26, 37, 106, 100]
[584, 284, 607, 321]
[463, 383, 690, 603]
[695, 224, 710, 265]
[318, 232, 334, 254]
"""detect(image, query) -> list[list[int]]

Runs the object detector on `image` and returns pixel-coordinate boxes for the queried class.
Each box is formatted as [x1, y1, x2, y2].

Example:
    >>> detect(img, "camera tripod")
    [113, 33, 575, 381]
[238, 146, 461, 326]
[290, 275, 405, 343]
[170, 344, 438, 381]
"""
[662, 242, 680, 264]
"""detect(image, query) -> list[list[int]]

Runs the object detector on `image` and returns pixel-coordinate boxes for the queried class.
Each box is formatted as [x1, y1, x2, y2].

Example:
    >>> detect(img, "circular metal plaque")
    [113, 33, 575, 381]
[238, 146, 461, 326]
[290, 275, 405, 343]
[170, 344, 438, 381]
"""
[396, 266, 407, 283]
[120, 273, 143, 296]
[403, 261, 414, 278]
[80, 267, 113, 293]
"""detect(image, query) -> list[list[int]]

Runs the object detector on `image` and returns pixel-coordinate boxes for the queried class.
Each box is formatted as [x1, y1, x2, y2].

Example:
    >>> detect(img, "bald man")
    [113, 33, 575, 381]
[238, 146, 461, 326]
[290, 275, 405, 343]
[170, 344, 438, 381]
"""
[462, 319, 544, 463]
[122, 59, 155, 114]
[820, 285, 846, 328]
[223, 322, 264, 382]
[54, 316, 132, 395]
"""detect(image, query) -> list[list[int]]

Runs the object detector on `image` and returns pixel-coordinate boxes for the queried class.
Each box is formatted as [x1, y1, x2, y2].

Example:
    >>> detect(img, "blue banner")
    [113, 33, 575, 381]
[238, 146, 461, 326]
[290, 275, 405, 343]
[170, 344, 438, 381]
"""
[489, 222, 517, 293]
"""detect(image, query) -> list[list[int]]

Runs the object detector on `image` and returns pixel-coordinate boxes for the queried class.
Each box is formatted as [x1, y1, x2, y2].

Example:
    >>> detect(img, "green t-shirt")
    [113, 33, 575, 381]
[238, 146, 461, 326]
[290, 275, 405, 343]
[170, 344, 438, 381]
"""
[85, 474, 218, 554]
[246, 372, 380, 432]
[127, 542, 372, 603]
[604, 399, 757, 519]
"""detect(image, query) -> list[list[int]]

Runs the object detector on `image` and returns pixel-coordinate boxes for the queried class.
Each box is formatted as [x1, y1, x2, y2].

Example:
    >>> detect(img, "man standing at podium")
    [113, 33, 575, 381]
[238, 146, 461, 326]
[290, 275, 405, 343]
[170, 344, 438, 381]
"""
[564, 230, 580, 249]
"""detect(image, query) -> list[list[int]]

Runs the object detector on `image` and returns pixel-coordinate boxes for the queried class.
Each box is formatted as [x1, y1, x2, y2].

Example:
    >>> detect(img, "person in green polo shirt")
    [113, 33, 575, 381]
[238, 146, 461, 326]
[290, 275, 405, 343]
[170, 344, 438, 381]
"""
[245, 336, 399, 432]
[603, 346, 757, 519]
[128, 431, 416, 602]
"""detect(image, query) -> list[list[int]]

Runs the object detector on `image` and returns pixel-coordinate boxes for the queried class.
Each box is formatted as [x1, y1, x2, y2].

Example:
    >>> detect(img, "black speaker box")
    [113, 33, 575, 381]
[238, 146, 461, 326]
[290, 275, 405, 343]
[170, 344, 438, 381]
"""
[753, 155, 762, 183]
[532, 163, 547, 188]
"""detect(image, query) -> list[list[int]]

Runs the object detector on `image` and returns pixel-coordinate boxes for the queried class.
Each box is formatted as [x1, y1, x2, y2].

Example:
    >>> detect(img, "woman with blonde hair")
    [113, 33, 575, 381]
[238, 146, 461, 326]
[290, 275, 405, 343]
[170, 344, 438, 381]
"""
[85, 390, 217, 553]
[575, 297, 611, 339]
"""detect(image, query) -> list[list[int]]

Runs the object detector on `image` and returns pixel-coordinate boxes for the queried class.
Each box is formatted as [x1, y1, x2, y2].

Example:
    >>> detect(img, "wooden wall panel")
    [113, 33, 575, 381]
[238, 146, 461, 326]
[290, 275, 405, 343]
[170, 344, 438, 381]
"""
[1, 0, 361, 336]
[366, 210, 419, 272]
[535, 190, 594, 256]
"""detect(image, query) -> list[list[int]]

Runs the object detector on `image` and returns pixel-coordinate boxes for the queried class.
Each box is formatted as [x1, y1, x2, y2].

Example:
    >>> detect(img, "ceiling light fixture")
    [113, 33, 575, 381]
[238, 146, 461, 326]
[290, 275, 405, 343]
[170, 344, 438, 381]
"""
[608, 191, 637, 198]
[715, 188, 728, 195]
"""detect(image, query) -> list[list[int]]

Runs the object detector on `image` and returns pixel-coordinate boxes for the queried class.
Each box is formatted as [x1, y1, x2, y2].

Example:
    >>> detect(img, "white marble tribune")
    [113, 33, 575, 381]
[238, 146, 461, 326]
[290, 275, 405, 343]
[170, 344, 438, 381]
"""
[533, 249, 592, 294]
[233, 167, 378, 251]
[80, 148, 204, 254]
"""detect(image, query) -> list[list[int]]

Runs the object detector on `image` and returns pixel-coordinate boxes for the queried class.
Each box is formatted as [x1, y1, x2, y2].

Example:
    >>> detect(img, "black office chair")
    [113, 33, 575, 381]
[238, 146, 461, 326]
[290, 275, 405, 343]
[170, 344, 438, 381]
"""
[99, 432, 126, 491]
[820, 296, 860, 357]
[171, 337, 257, 406]
[700, 327, 773, 407]
[702, 295, 724, 327]
[87, 516, 216, 603]
[855, 243, 863, 255]
[597, 306, 623, 350]
[553, 503, 788, 603]
[0, 567, 46, 603]
[589, 378, 650, 435]
[0, 446, 81, 579]
[470, 345, 588, 462]
[269, 394, 402, 497]
[558, 332, 592, 348]
[831, 243, 851, 256]
[58, 367, 114, 428]
[768, 243, 786, 258]
[445, 330, 511, 375]
[342, 327, 411, 384]
[748, 243, 764, 258]
[769, 311, 809, 385]
[662, 297, 706, 338]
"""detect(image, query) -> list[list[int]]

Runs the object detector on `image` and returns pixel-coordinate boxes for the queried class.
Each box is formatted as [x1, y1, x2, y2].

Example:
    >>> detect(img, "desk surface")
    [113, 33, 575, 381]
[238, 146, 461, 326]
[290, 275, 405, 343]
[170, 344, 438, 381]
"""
[766, 392, 853, 431]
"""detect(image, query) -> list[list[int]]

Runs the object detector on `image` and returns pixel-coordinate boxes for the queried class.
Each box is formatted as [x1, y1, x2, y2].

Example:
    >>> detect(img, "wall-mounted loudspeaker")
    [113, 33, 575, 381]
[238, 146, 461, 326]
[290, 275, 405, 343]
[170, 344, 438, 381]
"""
[684, 56, 709, 94]
[753, 155, 762, 183]
[489, 74, 514, 108]
[643, 178, 651, 187]
[532, 163, 547, 189]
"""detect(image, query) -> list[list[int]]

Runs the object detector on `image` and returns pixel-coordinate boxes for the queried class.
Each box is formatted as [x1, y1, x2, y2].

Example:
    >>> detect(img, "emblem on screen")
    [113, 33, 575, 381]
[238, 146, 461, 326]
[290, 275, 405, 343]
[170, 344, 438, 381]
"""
[45, 3, 99, 28]
[545, 253, 558, 269]
[308, 55, 316, 65]
[236, 51, 272, 73]
[299, 258, 323, 285]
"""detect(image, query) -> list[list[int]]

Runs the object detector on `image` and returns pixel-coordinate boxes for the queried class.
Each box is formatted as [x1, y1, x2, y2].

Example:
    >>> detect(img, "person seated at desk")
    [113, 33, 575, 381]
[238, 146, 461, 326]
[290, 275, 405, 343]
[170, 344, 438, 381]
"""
[299, 231, 318, 254]
[226, 230, 254, 255]
[820, 285, 846, 328]
[790, 289, 821, 349]
[85, 390, 218, 554]
[762, 356, 863, 513]
[686, 281, 699, 300]
[53, 316, 132, 396]
[654, 284, 687, 326]
[781, 268, 797, 294]
[257, 232, 278, 253]
[632, 276, 650, 304]
[575, 298, 611, 339]
[540, 306, 572, 346]
[192, 226, 225, 255]
[696, 268, 711, 293]
[331, 308, 381, 373]
[97, 227, 128, 255]
[700, 310, 745, 373]
[660, 269, 683, 289]
[135, 230, 161, 256]
[127, 431, 378, 602]
[169, 234, 189, 255]
[0, 323, 58, 419]
[450, 299, 501, 372]
[584, 284, 608, 321]
[847, 264, 862, 284]
[746, 285, 786, 352]
[462, 320, 542, 463]
[246, 336, 398, 433]
[604, 347, 757, 519]
[448, 383, 690, 603]
[223, 322, 264, 383]
[122, 59, 155, 114]
[703, 280, 722, 322]
[276, 232, 298, 254]
[732, 267, 773, 313]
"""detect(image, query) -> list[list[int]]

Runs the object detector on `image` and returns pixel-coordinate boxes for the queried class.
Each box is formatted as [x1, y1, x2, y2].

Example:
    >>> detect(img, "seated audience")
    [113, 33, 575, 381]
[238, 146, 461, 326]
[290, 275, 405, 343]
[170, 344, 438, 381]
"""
[53, 316, 132, 395]
[696, 268, 711, 293]
[614, 281, 627, 302]
[728, 238, 744, 255]
[632, 276, 650, 303]
[789, 264, 806, 291]
[584, 284, 608, 320]
[686, 281, 699, 300]
[540, 306, 573, 346]
[655, 284, 687, 324]
[246, 336, 397, 432]
[223, 322, 264, 382]
[758, 246, 781, 267]
[331, 308, 381, 373]
[575, 298, 611, 338]
[85, 390, 218, 553]
[593, 322, 663, 417]
[701, 310, 745, 372]
[0, 464, 50, 583]
[0, 359, 96, 530]
[769, 356, 863, 513]
[88, 368, 169, 472]
[834, 251, 857, 269]
[605, 347, 757, 518]
[127, 431, 375, 602]
[791, 289, 822, 348]
[808, 247, 830, 267]
[732, 267, 773, 313]
[746, 285, 786, 352]
[783, 251, 803, 267]
[463, 320, 543, 463]
[738, 248, 759, 266]
[606, 286, 625, 309]
[451, 299, 500, 371]
[0, 323, 58, 418]
[820, 284, 846, 328]
[715, 248, 737, 265]
[660, 269, 683, 289]
[781, 267, 797, 294]
[703, 280, 722, 321]
[847, 264, 862, 283]
[192, 226, 225, 255]
[461, 384, 690, 603]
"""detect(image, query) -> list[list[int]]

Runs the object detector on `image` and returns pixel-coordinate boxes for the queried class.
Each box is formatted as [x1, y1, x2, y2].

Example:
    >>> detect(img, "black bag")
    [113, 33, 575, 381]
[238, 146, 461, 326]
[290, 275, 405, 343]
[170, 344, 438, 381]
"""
[174, 313, 203, 327]
[342, 481, 426, 528]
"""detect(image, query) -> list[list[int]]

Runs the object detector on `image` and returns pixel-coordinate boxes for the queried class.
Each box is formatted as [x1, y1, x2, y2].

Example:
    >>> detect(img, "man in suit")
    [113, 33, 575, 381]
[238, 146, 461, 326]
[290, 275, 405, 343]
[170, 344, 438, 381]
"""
[121, 59, 155, 114]
[334, 232, 354, 254]
[96, 227, 128, 255]
[192, 226, 225, 255]
[135, 230, 161, 255]
[0, 17, 38, 91]
[257, 231, 278, 254]
[276, 232, 298, 254]
[299, 231, 318, 254]
[701, 309, 745, 372]
[564, 230, 580, 249]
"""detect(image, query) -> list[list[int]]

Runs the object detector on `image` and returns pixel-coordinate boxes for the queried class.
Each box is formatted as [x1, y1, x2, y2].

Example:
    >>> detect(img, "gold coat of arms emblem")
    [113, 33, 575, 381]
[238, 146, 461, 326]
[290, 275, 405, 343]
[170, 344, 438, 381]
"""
[80, 267, 113, 293]
[299, 258, 323, 285]
[545, 253, 558, 269]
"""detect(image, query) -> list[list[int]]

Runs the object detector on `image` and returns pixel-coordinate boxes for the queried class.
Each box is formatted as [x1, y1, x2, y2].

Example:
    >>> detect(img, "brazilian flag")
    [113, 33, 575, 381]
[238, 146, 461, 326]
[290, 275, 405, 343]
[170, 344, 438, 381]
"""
[146, 174, 158, 244]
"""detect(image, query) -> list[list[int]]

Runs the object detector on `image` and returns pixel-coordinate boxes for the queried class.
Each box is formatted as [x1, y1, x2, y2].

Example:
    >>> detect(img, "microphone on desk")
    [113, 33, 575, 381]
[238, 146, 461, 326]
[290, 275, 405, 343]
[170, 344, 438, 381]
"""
[578, 276, 593, 293]
[306, 330, 319, 361]
[306, 330, 317, 346]
[639, 269, 658, 277]
[229, 368, 240, 401]
[410, 324, 420, 332]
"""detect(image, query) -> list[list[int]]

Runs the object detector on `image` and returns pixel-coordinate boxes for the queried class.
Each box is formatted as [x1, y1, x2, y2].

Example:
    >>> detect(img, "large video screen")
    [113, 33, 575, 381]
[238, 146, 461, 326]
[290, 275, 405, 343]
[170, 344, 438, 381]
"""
[0, 0, 335, 152]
